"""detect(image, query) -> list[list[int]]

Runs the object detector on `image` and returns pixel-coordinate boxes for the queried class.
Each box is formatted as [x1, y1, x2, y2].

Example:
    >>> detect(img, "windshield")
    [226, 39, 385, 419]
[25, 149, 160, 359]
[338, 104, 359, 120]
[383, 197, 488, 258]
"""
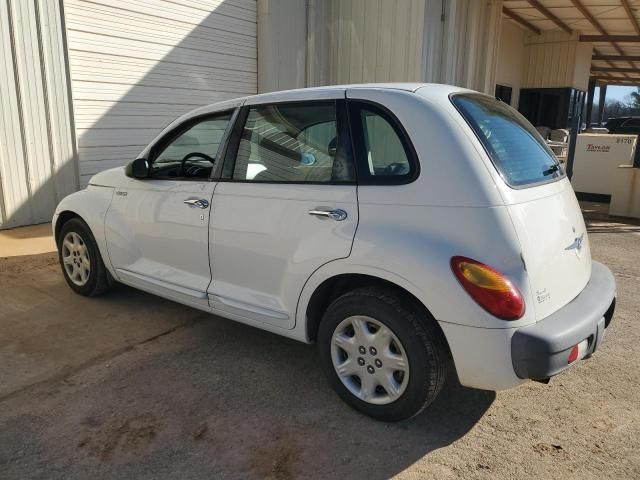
[451, 93, 563, 187]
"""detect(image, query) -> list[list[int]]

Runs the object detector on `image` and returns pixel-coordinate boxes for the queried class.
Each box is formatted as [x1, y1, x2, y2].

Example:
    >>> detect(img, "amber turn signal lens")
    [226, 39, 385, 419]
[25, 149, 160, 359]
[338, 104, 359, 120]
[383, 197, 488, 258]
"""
[451, 256, 525, 320]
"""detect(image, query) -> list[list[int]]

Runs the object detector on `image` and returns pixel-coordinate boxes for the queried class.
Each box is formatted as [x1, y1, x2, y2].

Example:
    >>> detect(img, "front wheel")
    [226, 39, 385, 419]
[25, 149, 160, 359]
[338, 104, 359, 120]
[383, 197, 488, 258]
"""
[318, 287, 449, 421]
[58, 218, 113, 296]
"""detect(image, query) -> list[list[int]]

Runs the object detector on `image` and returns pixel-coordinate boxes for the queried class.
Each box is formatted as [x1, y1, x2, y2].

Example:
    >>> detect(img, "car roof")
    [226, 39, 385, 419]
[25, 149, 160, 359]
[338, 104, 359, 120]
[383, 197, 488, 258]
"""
[185, 83, 472, 118]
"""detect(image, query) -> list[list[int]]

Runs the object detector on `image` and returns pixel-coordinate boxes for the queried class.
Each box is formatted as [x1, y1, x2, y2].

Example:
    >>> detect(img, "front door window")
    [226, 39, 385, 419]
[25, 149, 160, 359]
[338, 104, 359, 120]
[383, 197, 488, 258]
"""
[151, 112, 233, 180]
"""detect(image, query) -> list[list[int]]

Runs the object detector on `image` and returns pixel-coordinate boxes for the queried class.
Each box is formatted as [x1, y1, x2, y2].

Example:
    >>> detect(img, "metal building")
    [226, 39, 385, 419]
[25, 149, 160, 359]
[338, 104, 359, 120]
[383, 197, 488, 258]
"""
[2, 0, 640, 228]
[0, 0, 257, 229]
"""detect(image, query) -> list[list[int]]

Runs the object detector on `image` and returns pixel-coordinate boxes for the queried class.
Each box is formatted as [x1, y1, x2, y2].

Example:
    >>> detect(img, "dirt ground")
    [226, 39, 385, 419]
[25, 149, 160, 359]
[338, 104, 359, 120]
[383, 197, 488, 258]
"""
[0, 206, 639, 479]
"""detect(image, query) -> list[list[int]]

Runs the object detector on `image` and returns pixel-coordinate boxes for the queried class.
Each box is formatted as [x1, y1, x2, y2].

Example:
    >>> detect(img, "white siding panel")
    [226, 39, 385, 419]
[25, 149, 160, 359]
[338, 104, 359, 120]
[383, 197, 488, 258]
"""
[334, 0, 425, 84]
[64, 0, 257, 184]
[423, 0, 502, 94]
[0, 0, 77, 229]
[522, 30, 593, 91]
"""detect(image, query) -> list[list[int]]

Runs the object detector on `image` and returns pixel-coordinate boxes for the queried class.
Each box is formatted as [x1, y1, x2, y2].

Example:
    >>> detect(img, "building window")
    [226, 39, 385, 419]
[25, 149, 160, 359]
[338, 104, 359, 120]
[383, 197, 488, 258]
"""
[495, 84, 513, 105]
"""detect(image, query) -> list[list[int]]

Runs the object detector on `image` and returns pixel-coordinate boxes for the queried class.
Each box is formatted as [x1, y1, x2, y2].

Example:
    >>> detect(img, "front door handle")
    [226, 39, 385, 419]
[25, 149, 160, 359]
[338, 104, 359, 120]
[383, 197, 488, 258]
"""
[184, 198, 209, 209]
[308, 208, 347, 221]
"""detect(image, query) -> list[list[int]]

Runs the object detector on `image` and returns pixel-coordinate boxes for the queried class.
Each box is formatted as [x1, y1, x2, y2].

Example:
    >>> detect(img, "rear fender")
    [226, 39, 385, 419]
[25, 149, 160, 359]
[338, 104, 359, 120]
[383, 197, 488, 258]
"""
[296, 205, 537, 339]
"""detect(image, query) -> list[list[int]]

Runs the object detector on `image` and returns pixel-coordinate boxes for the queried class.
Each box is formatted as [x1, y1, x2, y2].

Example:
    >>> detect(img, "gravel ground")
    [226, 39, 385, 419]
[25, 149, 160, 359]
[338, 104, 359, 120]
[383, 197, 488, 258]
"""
[0, 211, 638, 479]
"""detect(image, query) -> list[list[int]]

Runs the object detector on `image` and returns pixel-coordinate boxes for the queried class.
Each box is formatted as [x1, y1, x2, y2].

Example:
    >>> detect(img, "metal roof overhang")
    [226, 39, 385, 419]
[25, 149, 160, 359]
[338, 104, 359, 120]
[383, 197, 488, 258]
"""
[503, 0, 640, 87]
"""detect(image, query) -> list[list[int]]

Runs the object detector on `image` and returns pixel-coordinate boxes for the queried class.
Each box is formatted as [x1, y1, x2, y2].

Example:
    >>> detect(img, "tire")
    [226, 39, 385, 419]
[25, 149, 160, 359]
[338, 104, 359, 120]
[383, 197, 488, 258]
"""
[318, 286, 449, 421]
[57, 217, 114, 297]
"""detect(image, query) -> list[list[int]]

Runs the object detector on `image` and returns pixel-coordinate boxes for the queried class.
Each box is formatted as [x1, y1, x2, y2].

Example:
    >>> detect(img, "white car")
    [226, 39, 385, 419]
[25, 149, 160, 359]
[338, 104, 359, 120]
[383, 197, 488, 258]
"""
[53, 84, 616, 421]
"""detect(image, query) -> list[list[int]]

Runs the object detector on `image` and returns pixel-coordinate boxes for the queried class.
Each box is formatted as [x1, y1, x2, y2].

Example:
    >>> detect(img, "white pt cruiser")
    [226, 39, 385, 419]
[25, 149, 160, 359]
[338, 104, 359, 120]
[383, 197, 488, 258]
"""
[54, 84, 616, 421]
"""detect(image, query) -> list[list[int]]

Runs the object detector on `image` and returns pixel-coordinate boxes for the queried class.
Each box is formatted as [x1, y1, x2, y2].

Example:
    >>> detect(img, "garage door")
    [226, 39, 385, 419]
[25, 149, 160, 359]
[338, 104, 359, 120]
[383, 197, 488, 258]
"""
[63, 0, 257, 186]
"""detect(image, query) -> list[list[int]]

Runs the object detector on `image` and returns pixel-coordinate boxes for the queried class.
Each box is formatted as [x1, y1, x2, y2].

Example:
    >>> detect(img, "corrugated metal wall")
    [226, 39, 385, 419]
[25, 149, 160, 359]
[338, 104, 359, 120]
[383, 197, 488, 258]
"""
[259, 0, 426, 92]
[257, 0, 307, 92]
[330, 0, 426, 84]
[423, 0, 502, 94]
[522, 30, 593, 91]
[0, 0, 78, 229]
[260, 0, 503, 95]
[64, 0, 257, 187]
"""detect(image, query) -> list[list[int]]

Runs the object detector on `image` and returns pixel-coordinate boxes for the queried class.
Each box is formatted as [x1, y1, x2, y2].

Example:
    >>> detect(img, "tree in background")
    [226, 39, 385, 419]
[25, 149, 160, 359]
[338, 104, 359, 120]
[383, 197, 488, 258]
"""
[601, 88, 640, 122]
[630, 87, 640, 110]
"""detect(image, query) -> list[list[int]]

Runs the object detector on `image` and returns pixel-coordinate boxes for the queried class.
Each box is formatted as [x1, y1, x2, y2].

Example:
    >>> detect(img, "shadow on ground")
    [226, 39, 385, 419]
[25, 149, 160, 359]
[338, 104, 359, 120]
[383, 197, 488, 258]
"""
[581, 201, 640, 234]
[0, 254, 494, 480]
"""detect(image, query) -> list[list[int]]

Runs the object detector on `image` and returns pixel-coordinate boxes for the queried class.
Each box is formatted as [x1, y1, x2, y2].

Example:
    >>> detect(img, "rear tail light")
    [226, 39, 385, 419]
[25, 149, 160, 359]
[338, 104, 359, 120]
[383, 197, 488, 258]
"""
[450, 256, 525, 320]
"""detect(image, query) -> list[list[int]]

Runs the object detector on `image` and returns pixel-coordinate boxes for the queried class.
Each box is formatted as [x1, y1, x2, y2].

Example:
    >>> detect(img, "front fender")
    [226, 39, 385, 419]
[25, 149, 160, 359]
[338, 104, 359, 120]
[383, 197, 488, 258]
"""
[53, 186, 115, 276]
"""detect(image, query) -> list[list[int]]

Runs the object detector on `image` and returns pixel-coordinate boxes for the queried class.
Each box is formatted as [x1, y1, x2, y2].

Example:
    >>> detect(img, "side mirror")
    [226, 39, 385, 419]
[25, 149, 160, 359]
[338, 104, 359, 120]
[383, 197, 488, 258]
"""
[125, 158, 149, 179]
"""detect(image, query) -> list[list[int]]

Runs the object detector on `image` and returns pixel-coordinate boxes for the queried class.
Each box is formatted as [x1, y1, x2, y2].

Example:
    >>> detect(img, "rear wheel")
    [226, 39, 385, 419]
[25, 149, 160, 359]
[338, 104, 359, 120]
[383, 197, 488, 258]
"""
[58, 218, 113, 296]
[318, 287, 449, 421]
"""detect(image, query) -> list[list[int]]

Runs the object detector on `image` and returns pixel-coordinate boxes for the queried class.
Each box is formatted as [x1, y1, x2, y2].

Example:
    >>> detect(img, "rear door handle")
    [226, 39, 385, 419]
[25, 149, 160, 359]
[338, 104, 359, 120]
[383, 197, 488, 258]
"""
[308, 208, 347, 221]
[184, 198, 209, 209]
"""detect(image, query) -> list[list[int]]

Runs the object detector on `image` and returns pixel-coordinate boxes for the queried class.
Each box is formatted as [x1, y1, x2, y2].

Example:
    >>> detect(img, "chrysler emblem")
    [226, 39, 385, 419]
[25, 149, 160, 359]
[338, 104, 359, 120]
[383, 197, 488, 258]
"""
[565, 232, 584, 255]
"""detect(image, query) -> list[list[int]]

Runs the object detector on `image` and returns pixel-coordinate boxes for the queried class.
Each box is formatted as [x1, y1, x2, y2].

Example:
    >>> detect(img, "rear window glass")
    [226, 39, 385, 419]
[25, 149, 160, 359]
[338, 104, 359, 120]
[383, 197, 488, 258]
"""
[451, 94, 563, 187]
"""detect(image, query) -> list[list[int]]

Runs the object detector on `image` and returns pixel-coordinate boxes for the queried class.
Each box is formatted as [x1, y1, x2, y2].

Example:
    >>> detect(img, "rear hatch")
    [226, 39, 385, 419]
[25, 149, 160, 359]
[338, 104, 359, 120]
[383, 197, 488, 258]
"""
[506, 182, 591, 319]
[452, 93, 591, 320]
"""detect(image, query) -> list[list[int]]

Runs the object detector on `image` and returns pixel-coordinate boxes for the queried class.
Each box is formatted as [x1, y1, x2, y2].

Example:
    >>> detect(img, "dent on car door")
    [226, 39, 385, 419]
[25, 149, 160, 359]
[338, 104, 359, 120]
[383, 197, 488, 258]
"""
[105, 110, 235, 307]
[208, 98, 358, 328]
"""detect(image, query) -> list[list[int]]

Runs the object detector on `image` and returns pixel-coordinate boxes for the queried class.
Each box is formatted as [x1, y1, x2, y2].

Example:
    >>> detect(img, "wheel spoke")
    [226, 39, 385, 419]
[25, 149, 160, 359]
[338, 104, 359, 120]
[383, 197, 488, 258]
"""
[63, 239, 74, 253]
[333, 332, 357, 355]
[378, 371, 402, 400]
[359, 372, 377, 402]
[62, 255, 74, 265]
[335, 358, 358, 377]
[351, 317, 374, 344]
[382, 349, 408, 372]
[371, 325, 392, 351]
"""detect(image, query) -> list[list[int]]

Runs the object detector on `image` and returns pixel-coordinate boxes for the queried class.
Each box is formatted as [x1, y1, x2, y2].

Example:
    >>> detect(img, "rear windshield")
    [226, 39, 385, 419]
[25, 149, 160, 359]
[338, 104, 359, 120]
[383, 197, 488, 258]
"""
[451, 93, 563, 187]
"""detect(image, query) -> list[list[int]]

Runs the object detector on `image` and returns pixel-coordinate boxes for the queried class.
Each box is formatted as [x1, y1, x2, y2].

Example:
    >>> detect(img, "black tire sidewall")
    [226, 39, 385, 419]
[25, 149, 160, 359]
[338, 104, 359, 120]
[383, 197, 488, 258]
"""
[57, 218, 103, 296]
[318, 289, 443, 421]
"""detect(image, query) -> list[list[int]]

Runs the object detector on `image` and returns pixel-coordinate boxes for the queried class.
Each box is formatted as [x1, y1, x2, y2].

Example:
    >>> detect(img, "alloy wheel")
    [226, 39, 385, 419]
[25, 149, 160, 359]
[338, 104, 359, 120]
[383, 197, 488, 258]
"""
[61, 231, 91, 286]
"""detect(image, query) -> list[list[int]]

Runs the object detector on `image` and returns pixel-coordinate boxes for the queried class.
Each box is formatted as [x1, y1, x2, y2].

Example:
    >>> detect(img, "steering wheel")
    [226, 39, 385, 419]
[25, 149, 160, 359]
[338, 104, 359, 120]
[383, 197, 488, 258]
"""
[180, 152, 215, 176]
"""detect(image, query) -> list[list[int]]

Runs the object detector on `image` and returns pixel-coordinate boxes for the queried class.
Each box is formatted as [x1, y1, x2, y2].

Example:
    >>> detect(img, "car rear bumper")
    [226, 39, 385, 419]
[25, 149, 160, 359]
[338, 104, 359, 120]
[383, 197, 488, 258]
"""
[511, 261, 616, 381]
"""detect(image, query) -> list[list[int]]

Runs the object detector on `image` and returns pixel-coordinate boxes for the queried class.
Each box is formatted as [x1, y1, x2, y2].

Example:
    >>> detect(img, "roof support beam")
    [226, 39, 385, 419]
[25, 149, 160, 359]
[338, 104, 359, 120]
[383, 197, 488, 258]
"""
[591, 75, 640, 82]
[580, 35, 640, 42]
[502, 6, 541, 35]
[596, 81, 640, 86]
[621, 0, 640, 36]
[593, 54, 640, 62]
[525, 0, 571, 33]
[570, 0, 633, 76]
[591, 67, 640, 74]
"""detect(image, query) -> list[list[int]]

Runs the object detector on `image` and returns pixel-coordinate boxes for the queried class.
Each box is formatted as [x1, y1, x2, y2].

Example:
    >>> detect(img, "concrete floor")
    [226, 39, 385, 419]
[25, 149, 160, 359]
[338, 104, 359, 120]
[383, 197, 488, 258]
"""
[0, 208, 639, 479]
[0, 223, 56, 257]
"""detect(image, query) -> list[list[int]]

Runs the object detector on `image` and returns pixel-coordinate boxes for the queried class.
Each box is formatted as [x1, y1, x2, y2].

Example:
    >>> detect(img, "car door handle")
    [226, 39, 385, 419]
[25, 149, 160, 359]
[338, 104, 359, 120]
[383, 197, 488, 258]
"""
[308, 208, 347, 221]
[183, 198, 209, 209]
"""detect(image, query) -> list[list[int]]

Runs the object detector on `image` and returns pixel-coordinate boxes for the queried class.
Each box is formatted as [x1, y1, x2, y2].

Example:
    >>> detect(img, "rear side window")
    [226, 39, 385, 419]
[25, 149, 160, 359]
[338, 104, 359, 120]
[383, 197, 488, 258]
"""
[349, 102, 418, 184]
[452, 94, 563, 187]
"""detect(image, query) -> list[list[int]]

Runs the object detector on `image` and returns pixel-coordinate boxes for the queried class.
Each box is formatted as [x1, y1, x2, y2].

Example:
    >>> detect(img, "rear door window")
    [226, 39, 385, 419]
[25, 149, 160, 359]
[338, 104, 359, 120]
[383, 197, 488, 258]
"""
[451, 93, 563, 187]
[229, 101, 355, 183]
